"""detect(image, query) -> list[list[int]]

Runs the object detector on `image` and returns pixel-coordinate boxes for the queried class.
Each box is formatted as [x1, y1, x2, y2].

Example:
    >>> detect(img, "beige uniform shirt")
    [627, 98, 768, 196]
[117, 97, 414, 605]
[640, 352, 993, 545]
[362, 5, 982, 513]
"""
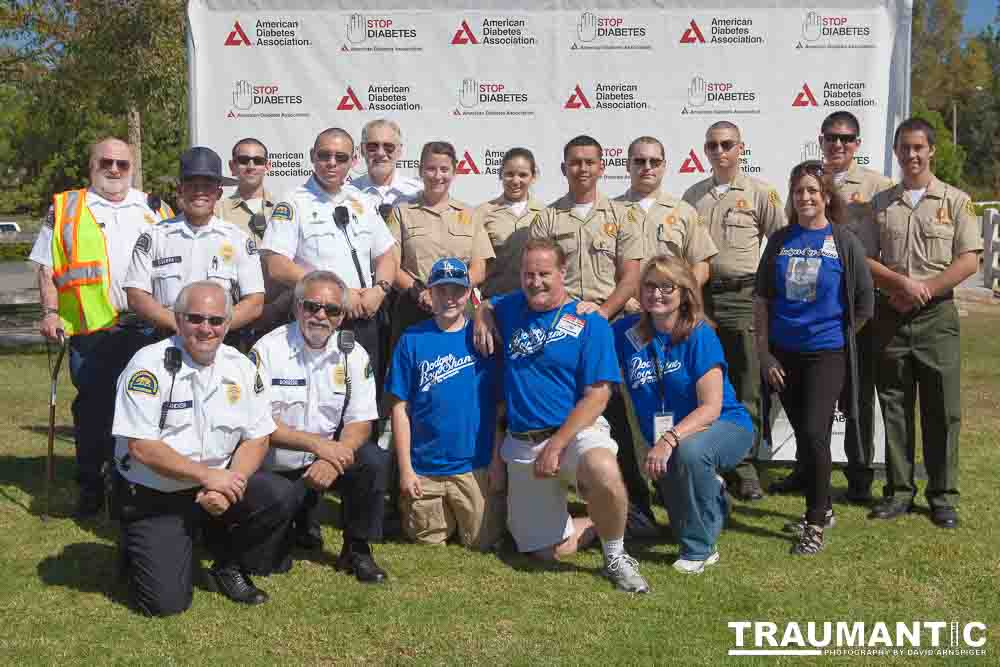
[614, 189, 718, 267]
[871, 176, 983, 281]
[682, 173, 787, 278]
[831, 164, 893, 258]
[530, 193, 643, 304]
[476, 196, 545, 297]
[214, 190, 277, 240]
[387, 196, 495, 284]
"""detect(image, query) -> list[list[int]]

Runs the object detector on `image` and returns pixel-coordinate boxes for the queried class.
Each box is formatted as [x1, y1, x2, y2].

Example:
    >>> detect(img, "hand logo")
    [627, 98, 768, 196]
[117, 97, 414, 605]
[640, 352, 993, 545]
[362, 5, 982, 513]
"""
[460, 78, 478, 108]
[801, 140, 822, 163]
[688, 75, 707, 107]
[232, 80, 253, 110]
[578, 12, 598, 42]
[802, 11, 822, 42]
[347, 13, 365, 44]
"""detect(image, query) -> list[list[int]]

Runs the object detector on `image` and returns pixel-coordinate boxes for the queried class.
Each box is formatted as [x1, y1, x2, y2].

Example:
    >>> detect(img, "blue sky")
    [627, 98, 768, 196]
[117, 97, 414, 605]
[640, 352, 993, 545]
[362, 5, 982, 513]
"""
[965, 0, 996, 36]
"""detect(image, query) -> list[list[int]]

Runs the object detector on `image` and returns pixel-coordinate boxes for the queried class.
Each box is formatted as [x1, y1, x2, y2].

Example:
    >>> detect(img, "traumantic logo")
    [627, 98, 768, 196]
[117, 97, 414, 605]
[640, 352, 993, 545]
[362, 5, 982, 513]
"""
[228, 80, 308, 119]
[224, 18, 311, 47]
[342, 14, 421, 53]
[454, 79, 534, 117]
[797, 11, 875, 50]
[450, 17, 537, 46]
[337, 83, 422, 112]
[563, 82, 650, 110]
[679, 16, 763, 45]
[681, 75, 759, 116]
[572, 11, 650, 51]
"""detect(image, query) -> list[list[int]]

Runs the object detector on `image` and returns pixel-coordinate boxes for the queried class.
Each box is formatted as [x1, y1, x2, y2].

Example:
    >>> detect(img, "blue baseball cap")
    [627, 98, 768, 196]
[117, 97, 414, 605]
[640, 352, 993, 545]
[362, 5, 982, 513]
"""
[427, 257, 470, 288]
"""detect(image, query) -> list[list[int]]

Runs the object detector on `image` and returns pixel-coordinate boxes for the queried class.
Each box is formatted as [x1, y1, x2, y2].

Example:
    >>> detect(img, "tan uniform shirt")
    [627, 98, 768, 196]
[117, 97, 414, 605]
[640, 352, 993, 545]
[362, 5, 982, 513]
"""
[614, 189, 718, 267]
[476, 196, 545, 297]
[871, 176, 983, 281]
[214, 190, 276, 240]
[682, 173, 787, 279]
[831, 164, 893, 258]
[387, 196, 495, 284]
[530, 193, 643, 304]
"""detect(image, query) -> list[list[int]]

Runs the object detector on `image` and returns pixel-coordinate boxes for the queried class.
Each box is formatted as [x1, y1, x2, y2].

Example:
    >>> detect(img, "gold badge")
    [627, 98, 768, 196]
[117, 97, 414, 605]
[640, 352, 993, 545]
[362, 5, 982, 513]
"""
[603, 222, 618, 237]
[350, 199, 364, 216]
[936, 208, 952, 224]
[850, 192, 864, 204]
[768, 190, 780, 206]
[735, 198, 748, 210]
[143, 213, 156, 225]
[458, 210, 471, 225]
[220, 242, 234, 263]
[333, 364, 346, 389]
[965, 201, 976, 217]
[627, 208, 638, 225]
[226, 383, 241, 404]
[665, 215, 677, 226]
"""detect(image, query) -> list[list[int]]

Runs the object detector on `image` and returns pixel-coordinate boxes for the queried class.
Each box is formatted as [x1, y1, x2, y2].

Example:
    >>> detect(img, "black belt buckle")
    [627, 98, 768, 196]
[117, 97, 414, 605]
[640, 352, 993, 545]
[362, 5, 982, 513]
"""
[710, 275, 753, 292]
[512, 427, 557, 444]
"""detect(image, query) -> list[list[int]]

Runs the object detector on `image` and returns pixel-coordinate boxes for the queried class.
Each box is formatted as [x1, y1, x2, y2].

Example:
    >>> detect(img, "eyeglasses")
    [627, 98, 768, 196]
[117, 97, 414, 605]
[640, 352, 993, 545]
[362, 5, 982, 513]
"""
[300, 299, 344, 318]
[365, 142, 397, 155]
[182, 312, 227, 327]
[631, 157, 664, 168]
[822, 133, 858, 145]
[642, 281, 677, 296]
[314, 150, 352, 164]
[704, 140, 739, 152]
[236, 155, 268, 166]
[98, 158, 131, 171]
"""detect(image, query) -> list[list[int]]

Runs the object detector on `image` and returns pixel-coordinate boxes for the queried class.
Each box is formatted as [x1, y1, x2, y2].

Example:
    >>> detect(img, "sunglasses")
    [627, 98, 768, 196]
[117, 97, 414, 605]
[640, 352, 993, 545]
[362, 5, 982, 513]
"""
[236, 155, 268, 166]
[300, 299, 344, 318]
[822, 133, 858, 145]
[631, 157, 664, 168]
[642, 281, 677, 296]
[365, 142, 397, 155]
[704, 140, 739, 152]
[315, 150, 352, 164]
[792, 160, 825, 180]
[98, 158, 131, 171]
[182, 312, 227, 327]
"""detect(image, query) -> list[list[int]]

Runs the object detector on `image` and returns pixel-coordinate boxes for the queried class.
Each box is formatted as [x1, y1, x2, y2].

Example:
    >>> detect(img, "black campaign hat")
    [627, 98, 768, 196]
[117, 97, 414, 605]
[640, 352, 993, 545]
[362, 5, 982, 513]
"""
[179, 146, 237, 186]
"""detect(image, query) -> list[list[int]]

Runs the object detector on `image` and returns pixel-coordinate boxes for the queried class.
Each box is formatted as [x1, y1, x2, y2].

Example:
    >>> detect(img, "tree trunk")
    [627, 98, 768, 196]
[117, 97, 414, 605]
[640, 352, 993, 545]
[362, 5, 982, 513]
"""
[127, 103, 143, 191]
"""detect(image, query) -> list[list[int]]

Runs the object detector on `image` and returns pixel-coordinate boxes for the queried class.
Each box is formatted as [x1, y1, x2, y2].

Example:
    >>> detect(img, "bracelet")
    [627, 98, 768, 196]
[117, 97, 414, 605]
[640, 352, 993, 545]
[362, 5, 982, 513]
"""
[42, 307, 60, 317]
[667, 428, 681, 448]
[375, 279, 392, 295]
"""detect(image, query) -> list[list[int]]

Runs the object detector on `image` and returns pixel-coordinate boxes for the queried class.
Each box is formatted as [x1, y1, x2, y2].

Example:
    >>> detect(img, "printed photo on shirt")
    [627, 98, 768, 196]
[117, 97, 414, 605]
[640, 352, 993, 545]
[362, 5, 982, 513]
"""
[785, 256, 820, 302]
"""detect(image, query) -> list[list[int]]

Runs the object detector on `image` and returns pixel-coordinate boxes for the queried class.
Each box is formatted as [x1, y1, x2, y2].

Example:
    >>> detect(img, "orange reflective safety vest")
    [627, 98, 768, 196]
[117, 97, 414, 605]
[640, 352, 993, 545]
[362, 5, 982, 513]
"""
[50, 189, 117, 335]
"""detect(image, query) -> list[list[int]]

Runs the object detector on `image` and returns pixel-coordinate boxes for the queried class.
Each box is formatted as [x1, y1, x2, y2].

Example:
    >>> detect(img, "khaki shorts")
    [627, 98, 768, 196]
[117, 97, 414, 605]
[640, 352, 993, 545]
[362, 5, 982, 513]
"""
[400, 468, 505, 551]
[504, 421, 618, 554]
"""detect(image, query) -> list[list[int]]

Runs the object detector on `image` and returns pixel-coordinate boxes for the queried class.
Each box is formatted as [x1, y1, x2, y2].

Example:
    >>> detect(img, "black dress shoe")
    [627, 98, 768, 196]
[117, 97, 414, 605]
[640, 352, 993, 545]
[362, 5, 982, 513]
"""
[73, 488, 104, 518]
[295, 525, 324, 550]
[867, 498, 913, 520]
[335, 551, 387, 584]
[769, 471, 807, 494]
[733, 478, 765, 502]
[841, 479, 874, 505]
[931, 507, 960, 529]
[209, 566, 269, 605]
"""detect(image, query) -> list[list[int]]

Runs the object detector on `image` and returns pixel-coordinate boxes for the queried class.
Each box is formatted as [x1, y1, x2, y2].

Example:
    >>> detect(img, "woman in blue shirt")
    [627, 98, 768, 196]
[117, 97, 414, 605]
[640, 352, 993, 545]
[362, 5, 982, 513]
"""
[753, 161, 873, 556]
[614, 255, 752, 574]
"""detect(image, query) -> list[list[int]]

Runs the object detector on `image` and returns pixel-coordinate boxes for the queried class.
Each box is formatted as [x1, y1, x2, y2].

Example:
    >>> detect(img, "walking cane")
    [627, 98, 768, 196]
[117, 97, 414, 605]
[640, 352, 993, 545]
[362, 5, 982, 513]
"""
[44, 330, 67, 521]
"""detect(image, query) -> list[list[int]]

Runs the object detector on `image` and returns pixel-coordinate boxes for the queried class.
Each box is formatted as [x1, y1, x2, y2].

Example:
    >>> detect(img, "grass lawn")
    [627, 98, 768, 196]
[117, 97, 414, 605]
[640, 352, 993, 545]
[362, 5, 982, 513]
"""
[1, 306, 998, 665]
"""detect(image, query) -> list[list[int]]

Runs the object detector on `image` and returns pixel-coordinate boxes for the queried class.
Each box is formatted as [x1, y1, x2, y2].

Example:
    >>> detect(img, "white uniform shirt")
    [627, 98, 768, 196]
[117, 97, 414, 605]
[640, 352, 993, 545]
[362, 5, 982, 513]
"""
[112, 337, 276, 491]
[30, 188, 163, 311]
[350, 171, 422, 207]
[250, 322, 378, 471]
[124, 214, 264, 308]
[262, 176, 395, 290]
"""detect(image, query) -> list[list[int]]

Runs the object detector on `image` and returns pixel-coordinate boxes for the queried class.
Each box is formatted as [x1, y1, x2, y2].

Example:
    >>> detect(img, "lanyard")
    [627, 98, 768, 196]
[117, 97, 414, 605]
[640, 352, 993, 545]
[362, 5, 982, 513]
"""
[523, 300, 568, 357]
[648, 335, 670, 412]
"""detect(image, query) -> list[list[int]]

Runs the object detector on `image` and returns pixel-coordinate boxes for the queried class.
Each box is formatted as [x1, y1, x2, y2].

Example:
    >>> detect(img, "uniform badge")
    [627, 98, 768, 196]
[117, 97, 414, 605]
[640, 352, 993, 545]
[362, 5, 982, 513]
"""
[936, 208, 952, 224]
[768, 190, 780, 206]
[246, 238, 258, 256]
[226, 383, 241, 404]
[127, 370, 159, 396]
[458, 210, 471, 225]
[965, 201, 976, 217]
[220, 242, 234, 263]
[144, 213, 156, 225]
[134, 232, 152, 255]
[735, 198, 749, 210]
[603, 222, 618, 237]
[254, 373, 265, 394]
[850, 192, 864, 204]
[333, 364, 347, 390]
[271, 202, 293, 222]
[665, 215, 677, 226]
[350, 199, 364, 216]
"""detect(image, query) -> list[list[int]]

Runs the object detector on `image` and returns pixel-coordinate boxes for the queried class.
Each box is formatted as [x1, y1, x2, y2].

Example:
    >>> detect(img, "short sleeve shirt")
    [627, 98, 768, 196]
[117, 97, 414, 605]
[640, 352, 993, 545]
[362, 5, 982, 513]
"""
[112, 338, 276, 492]
[831, 164, 893, 258]
[871, 176, 983, 280]
[250, 323, 377, 472]
[682, 173, 788, 278]
[215, 190, 277, 240]
[387, 196, 495, 284]
[386, 318, 499, 476]
[613, 317, 751, 443]
[350, 172, 422, 207]
[124, 214, 264, 309]
[614, 189, 718, 266]
[261, 176, 396, 289]
[475, 196, 545, 298]
[530, 193, 643, 303]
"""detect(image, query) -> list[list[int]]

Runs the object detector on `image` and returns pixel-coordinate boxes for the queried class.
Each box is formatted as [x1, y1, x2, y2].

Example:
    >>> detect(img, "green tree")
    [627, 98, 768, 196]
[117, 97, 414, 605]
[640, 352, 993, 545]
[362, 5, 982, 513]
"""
[912, 99, 967, 185]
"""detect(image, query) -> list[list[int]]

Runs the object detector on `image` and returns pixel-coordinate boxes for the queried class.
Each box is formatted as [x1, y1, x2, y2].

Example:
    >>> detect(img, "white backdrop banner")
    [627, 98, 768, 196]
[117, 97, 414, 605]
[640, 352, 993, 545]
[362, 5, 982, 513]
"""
[187, 0, 912, 204]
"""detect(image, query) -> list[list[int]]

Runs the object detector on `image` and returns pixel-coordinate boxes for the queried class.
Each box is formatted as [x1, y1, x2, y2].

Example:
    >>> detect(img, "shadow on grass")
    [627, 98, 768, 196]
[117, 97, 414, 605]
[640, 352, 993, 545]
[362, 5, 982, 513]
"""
[20, 424, 75, 444]
[37, 542, 130, 606]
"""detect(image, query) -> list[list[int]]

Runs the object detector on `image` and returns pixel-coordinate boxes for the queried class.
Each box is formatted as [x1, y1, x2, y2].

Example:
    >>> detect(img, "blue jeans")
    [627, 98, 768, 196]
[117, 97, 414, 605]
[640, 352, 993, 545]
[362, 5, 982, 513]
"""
[654, 421, 752, 561]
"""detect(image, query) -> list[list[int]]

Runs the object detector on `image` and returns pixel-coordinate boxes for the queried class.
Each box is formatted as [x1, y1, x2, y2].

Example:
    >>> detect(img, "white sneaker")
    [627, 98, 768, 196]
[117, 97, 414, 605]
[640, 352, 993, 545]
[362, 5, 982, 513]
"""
[602, 554, 650, 593]
[672, 551, 721, 575]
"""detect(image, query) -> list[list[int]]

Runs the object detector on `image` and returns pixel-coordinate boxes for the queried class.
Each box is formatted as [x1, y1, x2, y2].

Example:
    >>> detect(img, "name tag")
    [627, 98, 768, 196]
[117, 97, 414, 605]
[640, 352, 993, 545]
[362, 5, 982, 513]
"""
[654, 412, 674, 443]
[271, 378, 307, 387]
[153, 256, 183, 267]
[822, 236, 837, 257]
[555, 314, 585, 338]
[164, 400, 193, 411]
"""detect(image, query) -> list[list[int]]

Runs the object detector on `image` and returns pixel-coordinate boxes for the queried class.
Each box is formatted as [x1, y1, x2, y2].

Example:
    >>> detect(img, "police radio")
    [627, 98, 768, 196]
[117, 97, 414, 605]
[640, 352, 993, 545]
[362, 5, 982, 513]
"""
[334, 206, 368, 288]
[248, 212, 267, 239]
[159, 347, 183, 431]
[333, 205, 351, 228]
[334, 330, 355, 439]
[378, 204, 392, 221]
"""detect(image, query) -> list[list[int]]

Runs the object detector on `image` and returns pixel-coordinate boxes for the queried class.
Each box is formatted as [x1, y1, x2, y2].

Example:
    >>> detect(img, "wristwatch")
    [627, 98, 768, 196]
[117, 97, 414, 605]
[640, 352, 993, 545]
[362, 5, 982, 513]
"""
[42, 306, 60, 317]
[375, 279, 392, 295]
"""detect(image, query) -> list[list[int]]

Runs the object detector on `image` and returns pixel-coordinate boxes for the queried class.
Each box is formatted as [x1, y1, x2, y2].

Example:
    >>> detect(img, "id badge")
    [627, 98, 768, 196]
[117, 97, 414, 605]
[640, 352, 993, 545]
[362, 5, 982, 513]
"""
[653, 412, 674, 443]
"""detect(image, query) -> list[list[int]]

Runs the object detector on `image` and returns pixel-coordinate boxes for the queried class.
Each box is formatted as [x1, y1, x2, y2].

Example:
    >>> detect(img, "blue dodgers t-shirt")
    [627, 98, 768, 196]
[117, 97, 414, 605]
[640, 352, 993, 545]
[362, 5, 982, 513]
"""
[613, 317, 752, 444]
[491, 291, 621, 433]
[770, 223, 846, 352]
[386, 318, 499, 476]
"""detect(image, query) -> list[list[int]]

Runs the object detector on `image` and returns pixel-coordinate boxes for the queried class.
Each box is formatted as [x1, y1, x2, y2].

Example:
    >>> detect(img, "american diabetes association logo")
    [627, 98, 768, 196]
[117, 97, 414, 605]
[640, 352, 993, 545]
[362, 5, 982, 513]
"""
[227, 80, 309, 120]
[678, 16, 764, 45]
[340, 13, 422, 53]
[223, 19, 311, 47]
[450, 17, 537, 46]
[570, 11, 651, 51]
[791, 81, 877, 109]
[796, 10, 875, 50]
[453, 147, 517, 176]
[334, 83, 422, 112]
[680, 75, 760, 116]
[453, 78, 534, 117]
[563, 82, 650, 110]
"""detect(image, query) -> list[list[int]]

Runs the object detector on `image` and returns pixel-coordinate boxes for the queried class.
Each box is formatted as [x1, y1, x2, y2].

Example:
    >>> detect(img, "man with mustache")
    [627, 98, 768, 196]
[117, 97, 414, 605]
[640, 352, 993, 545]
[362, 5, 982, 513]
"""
[351, 119, 422, 210]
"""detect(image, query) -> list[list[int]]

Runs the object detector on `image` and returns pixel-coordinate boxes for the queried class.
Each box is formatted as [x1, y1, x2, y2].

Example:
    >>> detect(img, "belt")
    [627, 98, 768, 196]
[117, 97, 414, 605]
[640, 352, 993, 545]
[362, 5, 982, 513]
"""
[879, 290, 954, 309]
[510, 427, 558, 444]
[709, 275, 756, 292]
[116, 311, 146, 329]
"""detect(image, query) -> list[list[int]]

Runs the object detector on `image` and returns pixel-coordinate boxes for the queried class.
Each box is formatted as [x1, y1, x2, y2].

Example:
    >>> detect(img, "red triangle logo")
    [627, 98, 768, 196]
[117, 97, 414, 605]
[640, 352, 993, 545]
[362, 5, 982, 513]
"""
[451, 20, 479, 45]
[456, 151, 481, 175]
[679, 150, 705, 173]
[564, 84, 592, 109]
[336, 87, 365, 111]
[792, 83, 818, 107]
[680, 20, 706, 44]
[225, 21, 251, 47]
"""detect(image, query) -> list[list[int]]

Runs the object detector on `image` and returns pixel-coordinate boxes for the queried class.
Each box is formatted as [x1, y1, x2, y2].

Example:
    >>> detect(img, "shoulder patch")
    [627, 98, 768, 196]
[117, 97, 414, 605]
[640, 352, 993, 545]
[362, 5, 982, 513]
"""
[246, 237, 258, 256]
[247, 347, 261, 369]
[127, 370, 159, 396]
[271, 202, 293, 222]
[965, 200, 976, 217]
[45, 206, 55, 229]
[768, 190, 780, 206]
[135, 232, 152, 255]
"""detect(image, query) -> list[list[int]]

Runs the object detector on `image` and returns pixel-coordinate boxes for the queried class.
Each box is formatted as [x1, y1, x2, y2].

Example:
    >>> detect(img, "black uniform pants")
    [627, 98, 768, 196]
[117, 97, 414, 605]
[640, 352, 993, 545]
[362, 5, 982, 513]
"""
[604, 387, 653, 518]
[120, 471, 299, 617]
[277, 441, 390, 545]
[341, 315, 384, 415]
